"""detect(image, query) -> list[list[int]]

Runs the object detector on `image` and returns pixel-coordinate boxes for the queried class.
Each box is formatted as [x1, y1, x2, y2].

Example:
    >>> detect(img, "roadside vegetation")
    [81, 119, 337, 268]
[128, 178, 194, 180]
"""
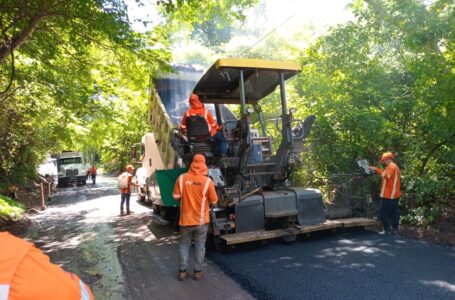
[0, 194, 25, 227]
[0, 0, 453, 231]
[295, 0, 455, 228]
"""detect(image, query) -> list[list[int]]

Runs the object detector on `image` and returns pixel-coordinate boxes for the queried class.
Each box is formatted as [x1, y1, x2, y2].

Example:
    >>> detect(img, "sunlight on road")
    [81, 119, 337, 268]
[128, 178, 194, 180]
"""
[24, 175, 163, 300]
[420, 280, 455, 293]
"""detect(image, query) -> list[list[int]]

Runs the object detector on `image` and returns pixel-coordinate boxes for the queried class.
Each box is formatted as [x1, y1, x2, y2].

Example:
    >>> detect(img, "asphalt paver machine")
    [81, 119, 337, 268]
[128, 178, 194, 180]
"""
[170, 58, 376, 249]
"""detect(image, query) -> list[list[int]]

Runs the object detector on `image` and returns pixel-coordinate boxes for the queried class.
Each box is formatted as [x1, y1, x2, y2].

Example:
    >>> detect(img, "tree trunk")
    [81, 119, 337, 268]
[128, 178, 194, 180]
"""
[0, 14, 45, 64]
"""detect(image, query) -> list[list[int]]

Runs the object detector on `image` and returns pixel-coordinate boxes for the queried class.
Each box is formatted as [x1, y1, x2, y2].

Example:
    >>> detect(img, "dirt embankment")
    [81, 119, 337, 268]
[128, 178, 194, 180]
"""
[399, 224, 455, 247]
[0, 181, 52, 230]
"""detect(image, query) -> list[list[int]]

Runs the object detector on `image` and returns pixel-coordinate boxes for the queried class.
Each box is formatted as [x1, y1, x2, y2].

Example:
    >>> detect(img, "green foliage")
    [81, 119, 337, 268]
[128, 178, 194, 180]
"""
[401, 174, 454, 226]
[0, 194, 25, 220]
[157, 0, 257, 47]
[294, 0, 455, 225]
[0, 0, 166, 184]
[0, 0, 258, 187]
[1, 0, 453, 229]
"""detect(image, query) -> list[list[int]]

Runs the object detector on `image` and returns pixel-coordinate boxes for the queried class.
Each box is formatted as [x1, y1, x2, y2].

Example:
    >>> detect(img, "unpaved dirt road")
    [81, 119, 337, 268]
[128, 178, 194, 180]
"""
[14, 175, 254, 300]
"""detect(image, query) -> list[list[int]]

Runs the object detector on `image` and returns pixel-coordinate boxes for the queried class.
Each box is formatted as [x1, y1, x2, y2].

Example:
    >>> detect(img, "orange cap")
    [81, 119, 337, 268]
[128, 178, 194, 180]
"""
[381, 152, 395, 161]
[126, 164, 135, 172]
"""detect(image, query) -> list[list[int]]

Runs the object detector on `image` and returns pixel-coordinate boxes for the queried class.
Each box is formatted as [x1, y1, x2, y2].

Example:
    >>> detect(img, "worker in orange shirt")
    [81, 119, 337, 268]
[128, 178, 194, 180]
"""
[369, 152, 401, 235]
[0, 232, 94, 300]
[120, 165, 135, 215]
[173, 154, 218, 281]
[89, 165, 97, 185]
[180, 93, 226, 156]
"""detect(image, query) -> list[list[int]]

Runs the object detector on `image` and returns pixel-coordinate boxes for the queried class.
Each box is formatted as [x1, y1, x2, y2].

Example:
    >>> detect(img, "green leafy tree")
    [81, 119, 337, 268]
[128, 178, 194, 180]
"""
[158, 0, 257, 48]
[0, 0, 169, 185]
[0, 0, 260, 190]
[295, 0, 454, 225]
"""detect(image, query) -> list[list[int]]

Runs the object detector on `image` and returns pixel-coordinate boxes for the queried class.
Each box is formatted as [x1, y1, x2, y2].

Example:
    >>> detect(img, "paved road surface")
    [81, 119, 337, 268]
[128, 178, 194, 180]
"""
[12, 175, 253, 300]
[7, 175, 455, 300]
[208, 229, 455, 299]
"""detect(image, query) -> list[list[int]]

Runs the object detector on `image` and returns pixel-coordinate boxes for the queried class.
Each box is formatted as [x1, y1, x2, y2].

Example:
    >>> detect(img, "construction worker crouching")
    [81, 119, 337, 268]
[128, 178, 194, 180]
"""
[173, 154, 218, 281]
[0, 232, 94, 300]
[369, 152, 401, 235]
[180, 93, 227, 156]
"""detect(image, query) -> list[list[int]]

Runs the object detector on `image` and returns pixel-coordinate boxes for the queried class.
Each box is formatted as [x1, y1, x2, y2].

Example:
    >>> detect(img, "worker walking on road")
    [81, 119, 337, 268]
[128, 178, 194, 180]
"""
[0, 232, 94, 300]
[173, 154, 218, 281]
[119, 165, 135, 215]
[89, 165, 97, 185]
[180, 93, 226, 156]
[369, 152, 401, 235]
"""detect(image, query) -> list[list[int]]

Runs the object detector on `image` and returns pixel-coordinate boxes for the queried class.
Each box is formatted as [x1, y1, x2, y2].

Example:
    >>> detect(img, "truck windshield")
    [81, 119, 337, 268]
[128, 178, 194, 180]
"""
[59, 158, 82, 165]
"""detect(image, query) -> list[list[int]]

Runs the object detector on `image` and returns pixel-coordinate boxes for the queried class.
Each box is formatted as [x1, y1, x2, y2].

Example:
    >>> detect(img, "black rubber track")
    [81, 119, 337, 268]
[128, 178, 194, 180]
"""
[207, 230, 455, 300]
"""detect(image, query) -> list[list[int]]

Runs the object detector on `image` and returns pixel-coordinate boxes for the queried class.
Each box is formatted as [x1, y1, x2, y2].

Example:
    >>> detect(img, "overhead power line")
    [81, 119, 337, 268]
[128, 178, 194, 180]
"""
[241, 14, 295, 55]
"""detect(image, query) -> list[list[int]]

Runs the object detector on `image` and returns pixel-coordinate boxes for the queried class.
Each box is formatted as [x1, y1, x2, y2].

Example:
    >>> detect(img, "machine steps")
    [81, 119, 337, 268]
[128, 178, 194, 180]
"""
[220, 218, 378, 245]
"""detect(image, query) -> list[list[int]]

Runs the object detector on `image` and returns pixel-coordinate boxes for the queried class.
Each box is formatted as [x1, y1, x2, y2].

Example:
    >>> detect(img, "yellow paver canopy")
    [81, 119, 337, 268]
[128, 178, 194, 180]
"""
[193, 58, 301, 104]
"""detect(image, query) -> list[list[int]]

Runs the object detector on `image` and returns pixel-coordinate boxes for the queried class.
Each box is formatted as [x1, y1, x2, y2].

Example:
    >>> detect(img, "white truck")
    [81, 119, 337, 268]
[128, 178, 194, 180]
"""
[56, 151, 88, 187]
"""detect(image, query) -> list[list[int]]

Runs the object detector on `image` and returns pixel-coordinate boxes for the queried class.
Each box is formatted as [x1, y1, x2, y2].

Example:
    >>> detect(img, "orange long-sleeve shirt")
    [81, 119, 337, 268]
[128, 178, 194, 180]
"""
[120, 173, 133, 194]
[180, 94, 219, 136]
[172, 154, 218, 226]
[375, 162, 401, 199]
[0, 232, 94, 300]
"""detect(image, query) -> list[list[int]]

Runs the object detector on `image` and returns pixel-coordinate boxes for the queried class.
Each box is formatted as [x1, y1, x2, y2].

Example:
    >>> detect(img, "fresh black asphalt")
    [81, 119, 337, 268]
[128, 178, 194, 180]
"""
[208, 230, 455, 300]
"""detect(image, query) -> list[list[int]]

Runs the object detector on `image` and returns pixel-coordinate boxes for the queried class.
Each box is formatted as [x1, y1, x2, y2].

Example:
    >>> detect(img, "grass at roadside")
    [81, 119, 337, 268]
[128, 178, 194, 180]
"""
[0, 194, 25, 221]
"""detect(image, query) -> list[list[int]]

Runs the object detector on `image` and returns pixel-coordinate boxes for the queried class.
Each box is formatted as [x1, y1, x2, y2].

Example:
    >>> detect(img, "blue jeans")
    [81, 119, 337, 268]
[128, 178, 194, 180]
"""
[120, 193, 131, 212]
[379, 198, 399, 231]
[179, 224, 209, 272]
[213, 131, 227, 156]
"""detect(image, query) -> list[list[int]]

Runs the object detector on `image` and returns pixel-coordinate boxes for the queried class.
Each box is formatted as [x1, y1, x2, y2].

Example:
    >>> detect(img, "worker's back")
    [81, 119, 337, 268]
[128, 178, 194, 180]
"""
[173, 154, 218, 226]
[0, 232, 94, 300]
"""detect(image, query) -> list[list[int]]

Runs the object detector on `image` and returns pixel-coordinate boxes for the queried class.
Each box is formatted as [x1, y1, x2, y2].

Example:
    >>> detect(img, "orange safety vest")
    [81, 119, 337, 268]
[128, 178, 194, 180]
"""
[120, 173, 133, 194]
[375, 162, 401, 199]
[180, 95, 219, 136]
[173, 173, 218, 226]
[0, 232, 94, 300]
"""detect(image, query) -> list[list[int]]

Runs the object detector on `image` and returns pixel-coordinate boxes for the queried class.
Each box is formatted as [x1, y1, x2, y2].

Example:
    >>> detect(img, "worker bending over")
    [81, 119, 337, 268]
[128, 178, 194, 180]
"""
[173, 154, 218, 281]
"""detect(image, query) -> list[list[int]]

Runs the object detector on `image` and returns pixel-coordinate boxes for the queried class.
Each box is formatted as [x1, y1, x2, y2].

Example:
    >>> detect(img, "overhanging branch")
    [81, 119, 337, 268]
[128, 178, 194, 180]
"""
[419, 132, 455, 175]
[0, 13, 45, 64]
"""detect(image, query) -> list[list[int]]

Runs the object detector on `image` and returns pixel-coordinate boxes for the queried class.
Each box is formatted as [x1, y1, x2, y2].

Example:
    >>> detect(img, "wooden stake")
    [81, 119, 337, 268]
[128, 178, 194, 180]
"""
[40, 182, 46, 210]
